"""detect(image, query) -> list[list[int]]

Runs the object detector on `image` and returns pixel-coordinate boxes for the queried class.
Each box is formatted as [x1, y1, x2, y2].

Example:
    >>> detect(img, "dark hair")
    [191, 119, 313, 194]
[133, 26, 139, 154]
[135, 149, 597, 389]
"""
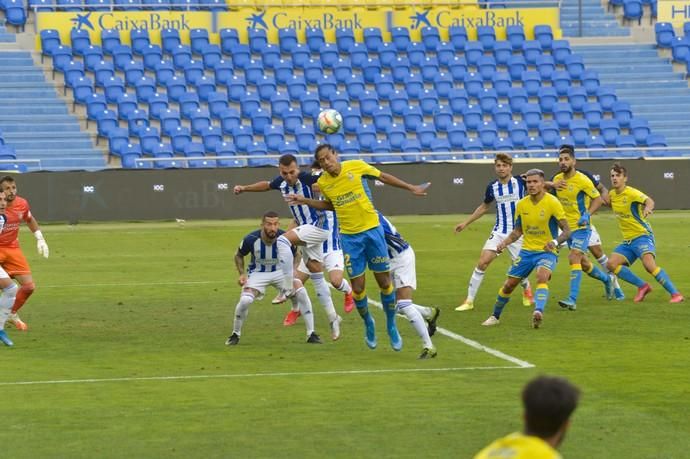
[611, 162, 627, 176]
[525, 168, 545, 178]
[262, 211, 279, 221]
[311, 159, 321, 170]
[314, 143, 334, 160]
[0, 175, 16, 185]
[494, 153, 513, 166]
[523, 376, 580, 438]
[278, 154, 297, 167]
[559, 144, 575, 158]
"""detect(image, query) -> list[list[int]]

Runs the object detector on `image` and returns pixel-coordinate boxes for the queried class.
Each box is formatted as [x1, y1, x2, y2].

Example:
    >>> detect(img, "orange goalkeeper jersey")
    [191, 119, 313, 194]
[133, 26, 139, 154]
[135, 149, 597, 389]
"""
[0, 196, 32, 249]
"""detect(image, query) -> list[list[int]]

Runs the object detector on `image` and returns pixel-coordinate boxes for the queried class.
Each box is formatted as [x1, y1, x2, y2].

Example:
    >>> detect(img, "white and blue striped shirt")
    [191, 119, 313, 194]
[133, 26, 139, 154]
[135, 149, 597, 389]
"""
[269, 171, 327, 229]
[484, 176, 526, 234]
[322, 210, 341, 254]
[378, 212, 410, 259]
[238, 229, 292, 274]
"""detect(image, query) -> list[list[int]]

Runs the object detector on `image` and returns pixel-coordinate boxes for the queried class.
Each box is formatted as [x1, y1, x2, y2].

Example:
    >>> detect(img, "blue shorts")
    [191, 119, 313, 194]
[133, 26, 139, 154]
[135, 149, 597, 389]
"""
[508, 249, 559, 279]
[341, 225, 390, 278]
[613, 234, 656, 265]
[567, 227, 592, 253]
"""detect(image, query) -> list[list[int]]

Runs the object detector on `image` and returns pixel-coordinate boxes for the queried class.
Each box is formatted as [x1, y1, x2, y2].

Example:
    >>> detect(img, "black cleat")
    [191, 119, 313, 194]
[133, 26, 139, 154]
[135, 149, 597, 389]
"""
[427, 307, 441, 337]
[306, 332, 323, 344]
[225, 333, 240, 346]
[418, 347, 438, 359]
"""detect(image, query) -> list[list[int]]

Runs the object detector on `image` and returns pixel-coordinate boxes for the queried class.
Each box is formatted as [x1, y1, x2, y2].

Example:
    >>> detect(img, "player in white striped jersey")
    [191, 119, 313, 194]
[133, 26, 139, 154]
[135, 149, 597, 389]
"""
[225, 211, 321, 346]
[379, 212, 439, 359]
[234, 155, 354, 335]
[455, 154, 533, 312]
[0, 190, 19, 347]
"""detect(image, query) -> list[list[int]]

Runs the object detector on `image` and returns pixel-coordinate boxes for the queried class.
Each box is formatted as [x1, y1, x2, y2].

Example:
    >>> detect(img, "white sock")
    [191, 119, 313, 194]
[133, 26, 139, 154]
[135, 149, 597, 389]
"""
[520, 278, 531, 291]
[0, 284, 17, 330]
[598, 254, 621, 289]
[413, 302, 433, 320]
[311, 272, 337, 323]
[232, 292, 254, 335]
[398, 299, 433, 348]
[277, 235, 295, 291]
[295, 286, 315, 336]
[467, 268, 485, 301]
[334, 277, 352, 294]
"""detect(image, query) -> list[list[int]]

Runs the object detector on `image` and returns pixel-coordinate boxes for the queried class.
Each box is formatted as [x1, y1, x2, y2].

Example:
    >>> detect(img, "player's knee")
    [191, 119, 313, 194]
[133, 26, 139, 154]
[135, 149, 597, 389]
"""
[477, 261, 490, 271]
[239, 293, 255, 307]
[292, 278, 304, 290]
[3, 283, 18, 296]
[606, 261, 618, 272]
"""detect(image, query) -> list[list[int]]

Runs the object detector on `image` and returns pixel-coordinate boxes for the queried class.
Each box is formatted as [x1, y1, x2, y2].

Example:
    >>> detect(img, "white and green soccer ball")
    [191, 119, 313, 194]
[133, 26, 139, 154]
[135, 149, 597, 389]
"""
[317, 109, 343, 134]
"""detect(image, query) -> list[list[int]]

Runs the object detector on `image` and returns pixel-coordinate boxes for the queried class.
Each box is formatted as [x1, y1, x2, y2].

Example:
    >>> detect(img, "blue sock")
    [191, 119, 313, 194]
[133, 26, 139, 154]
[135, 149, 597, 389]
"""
[653, 267, 679, 295]
[354, 293, 373, 325]
[586, 264, 609, 283]
[569, 264, 583, 301]
[380, 288, 397, 333]
[535, 283, 549, 312]
[492, 290, 511, 319]
[615, 265, 646, 288]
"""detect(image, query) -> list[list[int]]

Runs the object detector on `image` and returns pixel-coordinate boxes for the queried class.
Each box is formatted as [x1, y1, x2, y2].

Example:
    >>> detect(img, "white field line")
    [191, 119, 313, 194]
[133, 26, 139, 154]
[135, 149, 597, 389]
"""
[366, 298, 535, 369]
[0, 366, 526, 387]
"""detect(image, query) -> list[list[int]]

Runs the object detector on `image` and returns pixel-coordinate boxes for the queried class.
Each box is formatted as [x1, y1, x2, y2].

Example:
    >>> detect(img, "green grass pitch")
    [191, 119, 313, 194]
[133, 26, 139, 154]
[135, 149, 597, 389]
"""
[1, 212, 689, 458]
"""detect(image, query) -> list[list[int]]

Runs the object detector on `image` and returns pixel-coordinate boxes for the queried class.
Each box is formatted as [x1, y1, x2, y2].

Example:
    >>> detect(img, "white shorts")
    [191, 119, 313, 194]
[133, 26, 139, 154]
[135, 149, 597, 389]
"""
[0, 266, 8, 279]
[297, 248, 345, 274]
[293, 224, 329, 263]
[482, 231, 523, 260]
[589, 224, 602, 247]
[390, 247, 417, 290]
[245, 270, 284, 300]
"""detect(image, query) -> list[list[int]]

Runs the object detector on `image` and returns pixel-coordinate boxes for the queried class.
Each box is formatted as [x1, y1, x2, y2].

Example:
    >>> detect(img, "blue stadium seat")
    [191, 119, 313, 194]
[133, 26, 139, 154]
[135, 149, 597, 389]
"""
[623, 0, 643, 24]
[391, 56, 411, 83]
[477, 55, 497, 80]
[134, 76, 156, 103]
[345, 74, 365, 100]
[141, 44, 162, 70]
[230, 44, 250, 69]
[508, 87, 528, 113]
[600, 119, 621, 145]
[407, 42, 426, 67]
[40, 30, 61, 61]
[569, 119, 590, 146]
[120, 143, 143, 169]
[282, 108, 304, 135]
[521, 70, 542, 97]
[277, 141, 299, 157]
[537, 87, 558, 113]
[179, 93, 200, 119]
[462, 138, 483, 157]
[299, 91, 320, 119]
[522, 40, 543, 65]
[291, 44, 310, 68]
[612, 101, 633, 127]
[257, 75, 277, 101]
[401, 139, 422, 162]
[93, 60, 114, 88]
[130, 28, 150, 55]
[333, 57, 353, 83]
[374, 73, 395, 100]
[95, 108, 117, 138]
[161, 28, 181, 54]
[419, 89, 439, 115]
[101, 29, 121, 55]
[202, 44, 223, 69]
[278, 28, 298, 54]
[416, 123, 437, 149]
[70, 29, 91, 56]
[306, 28, 325, 53]
[478, 121, 498, 148]
[273, 58, 293, 85]
[567, 86, 588, 112]
[390, 89, 409, 116]
[172, 45, 193, 70]
[449, 88, 469, 115]
[356, 124, 377, 151]
[183, 142, 205, 160]
[138, 127, 161, 155]
[506, 25, 525, 50]
[583, 102, 603, 128]
[492, 41, 512, 66]
[219, 108, 240, 134]
[62, 60, 85, 91]
[655, 22, 675, 48]
[302, 59, 322, 85]
[316, 74, 338, 101]
[108, 128, 130, 157]
[342, 106, 362, 134]
[239, 91, 260, 118]
[494, 137, 514, 151]
[232, 125, 253, 152]
[325, 133, 345, 150]
[78, 84, 100, 115]
[364, 27, 383, 53]
[421, 26, 440, 51]
[479, 88, 499, 112]
[206, 91, 228, 119]
[429, 139, 454, 160]
[244, 59, 263, 85]
[449, 26, 468, 51]
[521, 103, 542, 129]
[492, 104, 513, 130]
[552, 70, 572, 96]
[151, 143, 175, 169]
[154, 60, 175, 86]
[339, 139, 361, 158]
[436, 41, 455, 67]
[159, 109, 182, 136]
[597, 86, 618, 111]
[264, 125, 285, 151]
[377, 42, 397, 68]
[328, 90, 349, 113]
[539, 120, 560, 147]
[112, 45, 133, 71]
[403, 105, 423, 132]
[295, 124, 316, 150]
[30, 0, 55, 12]
[509, 120, 529, 147]
[581, 70, 600, 96]
[386, 123, 406, 151]
[371, 140, 399, 164]
[585, 135, 606, 150]
[165, 76, 187, 102]
[534, 25, 554, 49]
[430, 72, 452, 99]
[103, 76, 125, 104]
[477, 26, 496, 50]
[447, 122, 467, 149]
[5, 0, 27, 24]
[448, 56, 468, 82]
[536, 55, 555, 80]
[524, 136, 545, 151]
[148, 93, 169, 121]
[615, 135, 639, 157]
[362, 58, 382, 84]
[190, 108, 212, 135]
[220, 28, 239, 54]
[372, 105, 393, 132]
[630, 118, 650, 144]
[213, 59, 233, 86]
[248, 28, 267, 54]
[127, 109, 149, 137]
[552, 40, 572, 64]
[287, 75, 307, 100]
[359, 90, 379, 117]
[433, 105, 453, 132]
[391, 27, 411, 52]
[462, 104, 482, 130]
[319, 43, 339, 68]
[565, 54, 586, 79]
[336, 27, 355, 53]
[464, 41, 484, 66]
[507, 55, 527, 81]
[123, 60, 144, 87]
[464, 72, 484, 98]
[553, 102, 574, 129]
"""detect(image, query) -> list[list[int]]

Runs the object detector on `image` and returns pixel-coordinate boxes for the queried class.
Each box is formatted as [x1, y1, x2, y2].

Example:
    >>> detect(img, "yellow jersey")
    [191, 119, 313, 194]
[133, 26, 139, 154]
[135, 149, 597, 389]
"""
[474, 433, 562, 459]
[317, 159, 382, 235]
[514, 193, 566, 252]
[552, 171, 600, 230]
[610, 185, 652, 241]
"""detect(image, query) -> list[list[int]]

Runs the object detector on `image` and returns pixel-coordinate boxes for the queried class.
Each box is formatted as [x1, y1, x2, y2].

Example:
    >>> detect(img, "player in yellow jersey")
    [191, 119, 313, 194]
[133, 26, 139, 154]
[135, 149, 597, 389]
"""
[481, 169, 570, 329]
[287, 144, 430, 354]
[552, 145, 613, 311]
[474, 375, 580, 459]
[606, 162, 684, 303]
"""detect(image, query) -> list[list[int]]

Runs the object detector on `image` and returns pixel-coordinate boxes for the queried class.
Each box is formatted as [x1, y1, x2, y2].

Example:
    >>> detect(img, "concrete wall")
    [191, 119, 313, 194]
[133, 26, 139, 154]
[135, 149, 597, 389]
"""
[14, 159, 689, 222]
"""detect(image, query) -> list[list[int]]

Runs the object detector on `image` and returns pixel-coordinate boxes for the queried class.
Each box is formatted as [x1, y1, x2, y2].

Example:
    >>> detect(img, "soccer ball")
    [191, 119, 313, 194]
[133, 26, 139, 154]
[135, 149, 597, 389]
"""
[317, 109, 343, 134]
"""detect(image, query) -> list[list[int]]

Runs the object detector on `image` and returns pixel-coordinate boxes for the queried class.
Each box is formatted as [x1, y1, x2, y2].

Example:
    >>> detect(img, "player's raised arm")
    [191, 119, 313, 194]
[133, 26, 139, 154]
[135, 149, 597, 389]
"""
[377, 172, 430, 196]
[233, 181, 271, 194]
[284, 194, 335, 211]
[455, 202, 490, 233]
[642, 196, 655, 218]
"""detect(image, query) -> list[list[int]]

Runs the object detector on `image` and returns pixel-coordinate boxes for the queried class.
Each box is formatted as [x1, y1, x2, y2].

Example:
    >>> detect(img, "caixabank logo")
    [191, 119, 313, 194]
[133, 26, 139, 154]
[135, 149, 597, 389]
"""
[405, 8, 526, 29]
[244, 9, 365, 31]
[69, 11, 193, 31]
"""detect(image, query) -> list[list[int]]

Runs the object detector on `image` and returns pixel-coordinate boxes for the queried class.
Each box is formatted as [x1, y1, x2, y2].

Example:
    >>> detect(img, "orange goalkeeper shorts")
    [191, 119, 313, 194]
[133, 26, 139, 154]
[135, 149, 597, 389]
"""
[0, 247, 31, 276]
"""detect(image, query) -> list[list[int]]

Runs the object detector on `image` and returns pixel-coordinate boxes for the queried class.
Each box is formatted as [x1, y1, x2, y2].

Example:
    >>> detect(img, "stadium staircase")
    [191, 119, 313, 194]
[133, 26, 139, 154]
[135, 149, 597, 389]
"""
[0, 18, 16, 42]
[0, 43, 107, 170]
[573, 43, 690, 146]
[560, 0, 630, 37]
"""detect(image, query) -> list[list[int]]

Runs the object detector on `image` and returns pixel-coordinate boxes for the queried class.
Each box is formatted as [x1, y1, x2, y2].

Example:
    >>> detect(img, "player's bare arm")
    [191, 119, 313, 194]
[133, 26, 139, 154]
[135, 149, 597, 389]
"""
[377, 172, 430, 196]
[455, 202, 490, 233]
[496, 226, 523, 253]
[285, 194, 335, 211]
[233, 181, 271, 194]
[587, 196, 603, 216]
[27, 215, 49, 258]
[597, 183, 610, 206]
[643, 197, 655, 217]
[234, 251, 247, 286]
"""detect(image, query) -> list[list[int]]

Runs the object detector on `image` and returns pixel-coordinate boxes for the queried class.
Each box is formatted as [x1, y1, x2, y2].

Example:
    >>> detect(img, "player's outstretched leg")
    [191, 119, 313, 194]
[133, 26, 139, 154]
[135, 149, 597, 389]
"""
[353, 290, 376, 349]
[413, 303, 440, 337]
[482, 288, 511, 326]
[596, 254, 624, 300]
[457, 268, 484, 311]
[0, 284, 18, 347]
[520, 278, 533, 307]
[276, 235, 295, 293]
[9, 281, 33, 331]
[560, 263, 583, 310]
[310, 272, 341, 340]
[650, 267, 684, 303]
[397, 300, 436, 359]
[380, 284, 402, 351]
[227, 292, 254, 346]
[584, 263, 614, 300]
[293, 281, 321, 344]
